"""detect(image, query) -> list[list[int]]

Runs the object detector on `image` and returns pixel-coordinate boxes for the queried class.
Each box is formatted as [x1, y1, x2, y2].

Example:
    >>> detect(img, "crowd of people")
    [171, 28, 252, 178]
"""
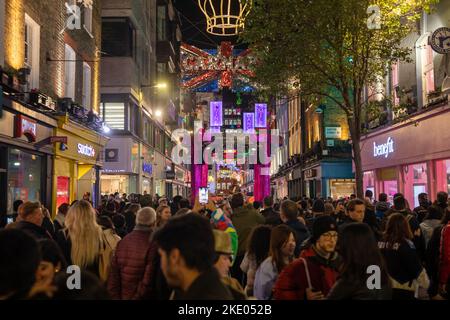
[1, 189, 450, 300]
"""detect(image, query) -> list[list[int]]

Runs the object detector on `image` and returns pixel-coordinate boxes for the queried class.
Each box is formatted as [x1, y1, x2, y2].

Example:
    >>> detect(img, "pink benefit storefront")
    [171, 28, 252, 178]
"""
[360, 106, 450, 208]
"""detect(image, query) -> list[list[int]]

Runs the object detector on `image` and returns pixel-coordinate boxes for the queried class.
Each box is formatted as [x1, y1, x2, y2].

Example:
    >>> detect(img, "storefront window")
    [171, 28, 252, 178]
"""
[383, 180, 398, 203]
[329, 179, 356, 199]
[56, 176, 70, 209]
[101, 175, 137, 195]
[403, 162, 428, 208]
[7, 149, 42, 214]
[363, 171, 375, 196]
[435, 159, 450, 194]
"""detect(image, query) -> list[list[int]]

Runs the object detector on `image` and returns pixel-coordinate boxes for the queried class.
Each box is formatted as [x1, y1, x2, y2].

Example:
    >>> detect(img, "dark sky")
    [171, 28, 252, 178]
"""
[173, 0, 243, 49]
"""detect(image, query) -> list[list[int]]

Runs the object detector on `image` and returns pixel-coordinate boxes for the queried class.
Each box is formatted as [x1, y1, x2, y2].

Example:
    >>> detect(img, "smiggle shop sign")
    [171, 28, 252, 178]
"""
[373, 137, 394, 158]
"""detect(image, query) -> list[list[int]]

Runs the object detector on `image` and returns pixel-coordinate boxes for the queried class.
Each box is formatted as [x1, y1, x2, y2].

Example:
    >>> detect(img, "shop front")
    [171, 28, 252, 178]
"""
[287, 167, 302, 199]
[360, 106, 450, 206]
[53, 116, 108, 209]
[141, 143, 154, 195]
[101, 137, 139, 195]
[303, 161, 354, 199]
[0, 100, 56, 217]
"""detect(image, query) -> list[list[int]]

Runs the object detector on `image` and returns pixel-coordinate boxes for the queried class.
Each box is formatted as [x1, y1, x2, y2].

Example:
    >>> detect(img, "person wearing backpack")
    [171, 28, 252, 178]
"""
[55, 200, 111, 281]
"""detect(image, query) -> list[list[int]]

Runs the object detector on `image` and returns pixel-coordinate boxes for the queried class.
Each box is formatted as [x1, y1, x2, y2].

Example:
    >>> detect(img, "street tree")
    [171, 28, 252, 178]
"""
[241, 0, 438, 197]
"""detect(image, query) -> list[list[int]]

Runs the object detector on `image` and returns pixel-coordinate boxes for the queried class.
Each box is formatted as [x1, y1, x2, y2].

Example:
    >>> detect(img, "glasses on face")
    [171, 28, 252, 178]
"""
[321, 232, 338, 240]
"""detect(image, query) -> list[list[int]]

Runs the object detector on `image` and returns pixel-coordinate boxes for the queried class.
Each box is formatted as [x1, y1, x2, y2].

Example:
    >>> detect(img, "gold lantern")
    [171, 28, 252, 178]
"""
[198, 0, 252, 36]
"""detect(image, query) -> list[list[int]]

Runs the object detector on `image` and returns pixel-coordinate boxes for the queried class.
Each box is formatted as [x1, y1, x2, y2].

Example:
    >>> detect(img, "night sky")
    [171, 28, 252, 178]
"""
[173, 0, 243, 49]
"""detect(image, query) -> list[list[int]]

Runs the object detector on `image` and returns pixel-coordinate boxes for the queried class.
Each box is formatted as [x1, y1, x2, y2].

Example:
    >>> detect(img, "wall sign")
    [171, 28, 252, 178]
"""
[77, 143, 96, 157]
[430, 27, 450, 54]
[14, 115, 37, 142]
[143, 163, 153, 175]
[373, 137, 394, 158]
[255, 103, 268, 128]
[325, 127, 342, 139]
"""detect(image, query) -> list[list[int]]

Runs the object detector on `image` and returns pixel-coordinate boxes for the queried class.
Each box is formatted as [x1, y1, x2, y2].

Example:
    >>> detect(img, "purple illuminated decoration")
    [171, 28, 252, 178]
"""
[243, 113, 255, 133]
[255, 103, 267, 128]
[210, 101, 223, 127]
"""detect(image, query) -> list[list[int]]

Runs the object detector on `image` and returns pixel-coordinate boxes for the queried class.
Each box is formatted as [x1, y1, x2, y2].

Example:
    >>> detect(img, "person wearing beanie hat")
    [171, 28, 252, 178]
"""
[213, 230, 246, 300]
[273, 215, 340, 300]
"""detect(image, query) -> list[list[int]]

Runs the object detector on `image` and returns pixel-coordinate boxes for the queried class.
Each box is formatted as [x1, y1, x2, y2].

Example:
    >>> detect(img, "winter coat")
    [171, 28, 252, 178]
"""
[260, 208, 282, 226]
[15, 221, 52, 241]
[273, 246, 339, 300]
[285, 220, 310, 257]
[173, 268, 233, 300]
[107, 226, 158, 300]
[327, 278, 392, 300]
[254, 257, 279, 300]
[375, 201, 390, 221]
[439, 223, 450, 287]
[231, 207, 265, 257]
[420, 219, 441, 247]
[53, 214, 65, 234]
[413, 204, 429, 223]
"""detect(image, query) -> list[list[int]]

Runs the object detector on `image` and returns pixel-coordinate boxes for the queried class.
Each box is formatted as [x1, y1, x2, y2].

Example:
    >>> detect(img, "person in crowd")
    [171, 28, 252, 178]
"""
[324, 202, 335, 216]
[158, 197, 169, 207]
[213, 230, 246, 300]
[175, 208, 191, 216]
[52, 270, 110, 300]
[379, 213, 429, 299]
[108, 207, 158, 300]
[375, 193, 390, 222]
[280, 200, 310, 257]
[171, 195, 183, 215]
[218, 200, 233, 219]
[240, 225, 272, 297]
[112, 214, 127, 239]
[15, 201, 51, 240]
[253, 201, 262, 211]
[425, 208, 450, 299]
[179, 198, 192, 210]
[230, 193, 265, 284]
[55, 200, 105, 278]
[83, 192, 92, 204]
[327, 223, 392, 299]
[312, 199, 325, 217]
[342, 198, 381, 240]
[31, 239, 67, 299]
[210, 208, 238, 264]
[414, 193, 431, 224]
[123, 203, 141, 234]
[101, 202, 116, 218]
[153, 214, 233, 300]
[156, 205, 172, 228]
[365, 190, 374, 204]
[0, 229, 41, 300]
[53, 203, 69, 234]
[350, 194, 356, 200]
[420, 205, 443, 248]
[438, 207, 450, 299]
[273, 215, 340, 300]
[254, 225, 296, 300]
[41, 206, 55, 238]
[260, 196, 282, 226]
[334, 200, 346, 224]
[12, 199, 24, 222]
[363, 192, 379, 234]
[383, 194, 424, 259]
[97, 216, 122, 250]
[434, 191, 449, 217]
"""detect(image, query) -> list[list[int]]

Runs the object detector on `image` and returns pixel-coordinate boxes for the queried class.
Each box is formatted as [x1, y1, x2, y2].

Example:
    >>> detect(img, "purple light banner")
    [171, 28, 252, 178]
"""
[255, 103, 267, 128]
[210, 101, 223, 127]
[243, 113, 255, 133]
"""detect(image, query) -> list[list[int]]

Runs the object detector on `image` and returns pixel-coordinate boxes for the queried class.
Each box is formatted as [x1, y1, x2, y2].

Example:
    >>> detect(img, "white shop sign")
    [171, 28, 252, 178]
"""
[373, 137, 394, 158]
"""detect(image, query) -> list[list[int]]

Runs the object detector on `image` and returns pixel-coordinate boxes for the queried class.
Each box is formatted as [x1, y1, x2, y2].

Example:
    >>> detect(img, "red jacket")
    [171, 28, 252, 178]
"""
[107, 227, 157, 300]
[439, 223, 450, 285]
[273, 247, 339, 300]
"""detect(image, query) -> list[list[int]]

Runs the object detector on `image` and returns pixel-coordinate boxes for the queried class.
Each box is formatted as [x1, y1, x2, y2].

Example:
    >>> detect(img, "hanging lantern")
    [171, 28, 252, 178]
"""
[198, 0, 252, 36]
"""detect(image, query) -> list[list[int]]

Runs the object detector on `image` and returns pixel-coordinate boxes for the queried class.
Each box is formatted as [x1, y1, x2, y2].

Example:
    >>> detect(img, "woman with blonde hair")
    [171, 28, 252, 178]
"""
[55, 200, 104, 278]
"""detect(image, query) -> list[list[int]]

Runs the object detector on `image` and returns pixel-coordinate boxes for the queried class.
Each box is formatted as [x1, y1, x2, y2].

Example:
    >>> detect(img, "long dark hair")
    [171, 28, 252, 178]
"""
[338, 223, 390, 285]
[247, 225, 272, 268]
[383, 213, 413, 245]
[270, 225, 294, 273]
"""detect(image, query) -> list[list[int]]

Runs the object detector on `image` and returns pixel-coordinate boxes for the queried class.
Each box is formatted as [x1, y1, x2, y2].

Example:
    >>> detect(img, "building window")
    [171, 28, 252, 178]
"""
[64, 44, 76, 100]
[82, 62, 91, 110]
[24, 14, 40, 90]
[83, 4, 93, 34]
[391, 60, 400, 106]
[157, 5, 167, 41]
[101, 102, 125, 130]
[102, 18, 135, 57]
[421, 40, 435, 104]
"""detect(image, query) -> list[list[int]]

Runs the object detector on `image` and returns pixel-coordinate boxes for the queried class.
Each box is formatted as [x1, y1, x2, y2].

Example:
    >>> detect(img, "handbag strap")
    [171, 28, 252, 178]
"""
[299, 257, 312, 289]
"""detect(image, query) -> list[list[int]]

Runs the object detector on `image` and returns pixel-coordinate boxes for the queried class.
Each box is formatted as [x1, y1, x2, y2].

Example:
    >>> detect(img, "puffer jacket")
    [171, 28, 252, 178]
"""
[107, 226, 157, 300]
